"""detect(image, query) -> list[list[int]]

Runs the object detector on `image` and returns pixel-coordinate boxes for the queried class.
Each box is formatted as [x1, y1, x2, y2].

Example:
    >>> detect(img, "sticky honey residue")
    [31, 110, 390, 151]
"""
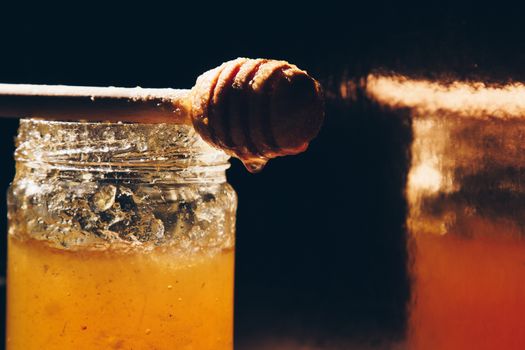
[240, 157, 268, 173]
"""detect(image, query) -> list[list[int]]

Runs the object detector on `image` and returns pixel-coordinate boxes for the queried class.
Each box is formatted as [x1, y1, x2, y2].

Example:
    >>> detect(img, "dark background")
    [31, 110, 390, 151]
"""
[1, 3, 524, 349]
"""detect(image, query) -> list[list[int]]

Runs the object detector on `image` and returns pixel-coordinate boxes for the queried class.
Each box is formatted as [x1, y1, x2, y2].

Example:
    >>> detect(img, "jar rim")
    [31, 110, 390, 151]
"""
[14, 118, 230, 183]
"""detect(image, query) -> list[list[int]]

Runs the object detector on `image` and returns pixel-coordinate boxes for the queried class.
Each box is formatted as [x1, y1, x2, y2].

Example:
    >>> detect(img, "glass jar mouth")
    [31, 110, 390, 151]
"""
[14, 118, 230, 183]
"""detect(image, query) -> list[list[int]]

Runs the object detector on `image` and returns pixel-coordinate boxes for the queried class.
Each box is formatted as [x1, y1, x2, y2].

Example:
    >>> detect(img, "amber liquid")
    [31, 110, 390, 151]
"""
[409, 224, 525, 350]
[6, 236, 234, 350]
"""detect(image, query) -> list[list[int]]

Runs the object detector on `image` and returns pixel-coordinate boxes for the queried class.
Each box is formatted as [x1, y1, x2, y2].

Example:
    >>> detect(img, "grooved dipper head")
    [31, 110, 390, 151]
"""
[191, 58, 324, 172]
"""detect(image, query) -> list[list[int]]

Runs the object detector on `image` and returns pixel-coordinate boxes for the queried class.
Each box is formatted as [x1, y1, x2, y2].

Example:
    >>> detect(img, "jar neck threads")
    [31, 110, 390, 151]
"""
[14, 119, 230, 184]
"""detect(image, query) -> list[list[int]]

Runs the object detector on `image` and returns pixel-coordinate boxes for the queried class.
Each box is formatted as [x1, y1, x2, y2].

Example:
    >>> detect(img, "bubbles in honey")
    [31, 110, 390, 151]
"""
[9, 120, 236, 253]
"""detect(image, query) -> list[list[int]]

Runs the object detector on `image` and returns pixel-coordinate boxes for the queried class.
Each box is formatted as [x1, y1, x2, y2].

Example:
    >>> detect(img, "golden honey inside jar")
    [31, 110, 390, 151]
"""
[6, 119, 237, 350]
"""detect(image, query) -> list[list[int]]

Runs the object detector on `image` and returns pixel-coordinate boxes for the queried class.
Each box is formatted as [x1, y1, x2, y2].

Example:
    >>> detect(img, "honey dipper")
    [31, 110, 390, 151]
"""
[0, 58, 324, 172]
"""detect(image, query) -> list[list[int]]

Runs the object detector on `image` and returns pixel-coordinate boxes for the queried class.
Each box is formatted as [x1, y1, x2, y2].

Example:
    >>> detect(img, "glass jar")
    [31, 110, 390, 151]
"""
[407, 114, 525, 349]
[6, 119, 237, 350]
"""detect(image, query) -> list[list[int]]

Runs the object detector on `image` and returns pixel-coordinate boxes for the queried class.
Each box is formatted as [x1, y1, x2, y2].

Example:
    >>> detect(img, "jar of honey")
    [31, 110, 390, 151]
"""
[6, 119, 236, 350]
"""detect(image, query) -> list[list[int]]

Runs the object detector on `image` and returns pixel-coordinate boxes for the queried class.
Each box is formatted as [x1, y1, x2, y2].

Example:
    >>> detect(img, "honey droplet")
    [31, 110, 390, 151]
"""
[240, 157, 268, 173]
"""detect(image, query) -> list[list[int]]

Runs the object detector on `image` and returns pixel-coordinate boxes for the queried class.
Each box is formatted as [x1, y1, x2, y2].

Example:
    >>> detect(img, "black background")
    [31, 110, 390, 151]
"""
[1, 2, 524, 349]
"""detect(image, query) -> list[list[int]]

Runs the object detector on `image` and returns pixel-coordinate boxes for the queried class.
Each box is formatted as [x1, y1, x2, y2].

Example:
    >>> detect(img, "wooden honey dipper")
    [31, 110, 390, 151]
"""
[0, 58, 324, 172]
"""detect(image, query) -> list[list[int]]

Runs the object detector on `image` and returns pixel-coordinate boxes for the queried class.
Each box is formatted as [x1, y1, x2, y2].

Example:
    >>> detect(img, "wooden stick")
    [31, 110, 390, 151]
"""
[0, 84, 191, 123]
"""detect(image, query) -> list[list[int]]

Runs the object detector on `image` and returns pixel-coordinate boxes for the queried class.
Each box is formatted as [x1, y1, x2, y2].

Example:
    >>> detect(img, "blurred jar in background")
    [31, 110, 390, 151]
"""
[6, 119, 237, 350]
[368, 75, 525, 350]
[407, 114, 525, 349]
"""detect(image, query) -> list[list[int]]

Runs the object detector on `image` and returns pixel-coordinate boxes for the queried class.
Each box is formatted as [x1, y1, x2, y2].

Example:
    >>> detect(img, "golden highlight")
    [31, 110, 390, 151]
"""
[366, 75, 525, 118]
